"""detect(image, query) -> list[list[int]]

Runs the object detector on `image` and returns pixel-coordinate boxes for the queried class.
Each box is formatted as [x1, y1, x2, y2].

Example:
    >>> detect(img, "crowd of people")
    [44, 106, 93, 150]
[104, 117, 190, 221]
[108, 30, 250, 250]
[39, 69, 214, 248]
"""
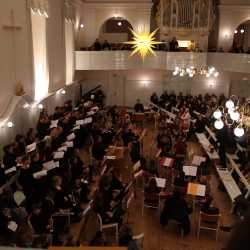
[0, 88, 145, 248]
[84, 37, 250, 54]
[0, 88, 250, 249]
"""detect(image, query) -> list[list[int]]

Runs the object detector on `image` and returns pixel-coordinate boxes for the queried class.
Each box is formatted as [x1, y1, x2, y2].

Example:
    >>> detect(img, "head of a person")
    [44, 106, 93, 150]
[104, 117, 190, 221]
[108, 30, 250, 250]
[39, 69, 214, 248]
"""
[119, 224, 133, 246]
[148, 177, 158, 190]
[52, 176, 62, 190]
[32, 204, 41, 215]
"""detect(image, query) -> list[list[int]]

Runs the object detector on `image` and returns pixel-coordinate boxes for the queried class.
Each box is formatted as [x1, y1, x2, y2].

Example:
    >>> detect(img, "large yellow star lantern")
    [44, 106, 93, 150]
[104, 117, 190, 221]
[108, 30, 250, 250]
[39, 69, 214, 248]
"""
[125, 28, 161, 61]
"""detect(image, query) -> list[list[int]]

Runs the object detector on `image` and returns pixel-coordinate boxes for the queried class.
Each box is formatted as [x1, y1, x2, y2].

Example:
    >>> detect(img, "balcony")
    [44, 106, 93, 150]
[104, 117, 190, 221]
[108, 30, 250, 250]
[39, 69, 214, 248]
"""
[75, 51, 250, 73]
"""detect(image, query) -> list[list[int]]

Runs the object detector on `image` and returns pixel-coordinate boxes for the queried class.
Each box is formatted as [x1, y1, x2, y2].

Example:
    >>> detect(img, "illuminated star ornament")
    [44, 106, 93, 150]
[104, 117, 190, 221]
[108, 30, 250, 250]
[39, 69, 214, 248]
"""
[125, 28, 161, 61]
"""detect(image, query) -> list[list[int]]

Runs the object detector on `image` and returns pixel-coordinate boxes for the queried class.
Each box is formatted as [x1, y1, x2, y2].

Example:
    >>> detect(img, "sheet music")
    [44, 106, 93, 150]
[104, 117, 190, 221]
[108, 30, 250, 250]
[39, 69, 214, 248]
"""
[155, 177, 166, 188]
[54, 151, 64, 159]
[187, 183, 206, 197]
[26, 142, 36, 153]
[197, 184, 206, 197]
[73, 125, 80, 131]
[43, 161, 59, 171]
[50, 120, 58, 129]
[163, 157, 173, 167]
[192, 155, 206, 166]
[76, 120, 84, 125]
[57, 146, 68, 152]
[67, 133, 75, 141]
[4, 167, 16, 175]
[64, 141, 74, 147]
[47, 161, 59, 171]
[87, 110, 95, 116]
[33, 170, 47, 179]
[104, 155, 116, 160]
[43, 160, 54, 169]
[134, 170, 144, 179]
[83, 117, 93, 124]
[183, 165, 198, 176]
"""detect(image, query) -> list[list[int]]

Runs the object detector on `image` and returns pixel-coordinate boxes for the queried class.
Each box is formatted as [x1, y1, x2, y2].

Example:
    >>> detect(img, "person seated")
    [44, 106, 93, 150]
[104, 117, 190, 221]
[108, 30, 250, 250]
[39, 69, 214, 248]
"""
[29, 204, 51, 234]
[110, 169, 124, 192]
[195, 115, 206, 133]
[150, 92, 159, 105]
[160, 190, 191, 235]
[134, 99, 144, 113]
[3, 144, 16, 169]
[145, 177, 160, 194]
[169, 37, 179, 51]
[122, 126, 137, 146]
[157, 129, 172, 153]
[25, 128, 36, 145]
[129, 140, 141, 164]
[201, 195, 220, 215]
[37, 114, 50, 139]
[102, 40, 111, 50]
[119, 224, 139, 250]
[173, 170, 187, 188]
[13, 134, 26, 157]
[173, 136, 186, 156]
[92, 38, 102, 51]
[77, 199, 103, 246]
[73, 178, 90, 204]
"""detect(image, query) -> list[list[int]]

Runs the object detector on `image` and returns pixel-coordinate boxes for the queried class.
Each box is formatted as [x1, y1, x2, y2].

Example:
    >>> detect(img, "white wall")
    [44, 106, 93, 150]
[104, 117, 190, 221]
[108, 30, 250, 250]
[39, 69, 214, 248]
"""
[0, 82, 81, 157]
[47, 0, 66, 92]
[76, 69, 231, 107]
[77, 0, 152, 47]
[0, 0, 34, 114]
[218, 3, 250, 50]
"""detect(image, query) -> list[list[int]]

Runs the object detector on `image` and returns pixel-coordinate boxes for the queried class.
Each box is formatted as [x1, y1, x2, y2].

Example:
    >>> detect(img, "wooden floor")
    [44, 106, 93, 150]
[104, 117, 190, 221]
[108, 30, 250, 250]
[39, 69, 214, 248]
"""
[73, 122, 236, 250]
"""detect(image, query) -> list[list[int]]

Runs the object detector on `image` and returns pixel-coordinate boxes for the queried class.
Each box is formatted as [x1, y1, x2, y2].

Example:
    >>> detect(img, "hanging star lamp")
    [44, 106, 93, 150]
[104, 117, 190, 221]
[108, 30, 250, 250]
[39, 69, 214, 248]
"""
[125, 28, 161, 61]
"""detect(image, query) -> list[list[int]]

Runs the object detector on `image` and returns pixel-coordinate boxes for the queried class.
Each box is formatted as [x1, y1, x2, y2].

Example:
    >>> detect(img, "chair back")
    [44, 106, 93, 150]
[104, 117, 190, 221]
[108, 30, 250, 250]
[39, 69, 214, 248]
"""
[173, 185, 187, 196]
[200, 211, 220, 224]
[144, 192, 159, 203]
[133, 233, 144, 250]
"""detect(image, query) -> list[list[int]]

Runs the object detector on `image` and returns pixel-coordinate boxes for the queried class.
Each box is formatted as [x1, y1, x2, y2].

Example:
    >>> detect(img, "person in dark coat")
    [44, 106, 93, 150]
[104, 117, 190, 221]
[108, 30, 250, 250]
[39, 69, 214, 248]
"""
[160, 190, 191, 235]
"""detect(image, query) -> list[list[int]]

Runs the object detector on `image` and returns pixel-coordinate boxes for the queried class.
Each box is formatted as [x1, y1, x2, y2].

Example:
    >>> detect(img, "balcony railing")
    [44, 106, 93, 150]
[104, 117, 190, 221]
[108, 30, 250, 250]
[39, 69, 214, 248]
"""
[75, 51, 250, 73]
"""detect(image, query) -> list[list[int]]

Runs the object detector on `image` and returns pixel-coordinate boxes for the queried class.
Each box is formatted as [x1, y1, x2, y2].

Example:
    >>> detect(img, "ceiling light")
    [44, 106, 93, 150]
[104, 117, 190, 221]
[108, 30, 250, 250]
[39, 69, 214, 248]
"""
[226, 100, 234, 109]
[117, 21, 122, 26]
[61, 89, 66, 95]
[214, 71, 219, 77]
[240, 29, 245, 34]
[80, 23, 84, 28]
[234, 127, 244, 137]
[7, 121, 14, 128]
[234, 30, 238, 34]
[214, 120, 224, 130]
[230, 111, 240, 121]
[213, 110, 222, 119]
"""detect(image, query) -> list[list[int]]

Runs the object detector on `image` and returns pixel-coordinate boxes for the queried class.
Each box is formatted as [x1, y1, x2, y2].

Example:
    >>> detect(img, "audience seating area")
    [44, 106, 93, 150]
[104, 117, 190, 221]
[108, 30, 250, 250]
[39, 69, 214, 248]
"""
[0, 89, 250, 250]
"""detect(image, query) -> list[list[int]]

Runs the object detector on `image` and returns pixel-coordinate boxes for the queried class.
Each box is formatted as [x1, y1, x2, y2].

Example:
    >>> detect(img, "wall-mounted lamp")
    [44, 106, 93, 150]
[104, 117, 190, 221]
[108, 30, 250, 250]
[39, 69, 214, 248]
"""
[57, 89, 66, 95]
[38, 104, 44, 109]
[23, 103, 30, 109]
[208, 81, 215, 87]
[117, 21, 122, 26]
[240, 29, 245, 34]
[80, 23, 84, 29]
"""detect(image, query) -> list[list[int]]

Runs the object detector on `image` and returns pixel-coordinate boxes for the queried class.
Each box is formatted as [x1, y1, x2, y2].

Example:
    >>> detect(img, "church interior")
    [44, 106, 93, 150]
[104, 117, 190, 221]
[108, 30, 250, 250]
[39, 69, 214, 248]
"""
[0, 0, 250, 250]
